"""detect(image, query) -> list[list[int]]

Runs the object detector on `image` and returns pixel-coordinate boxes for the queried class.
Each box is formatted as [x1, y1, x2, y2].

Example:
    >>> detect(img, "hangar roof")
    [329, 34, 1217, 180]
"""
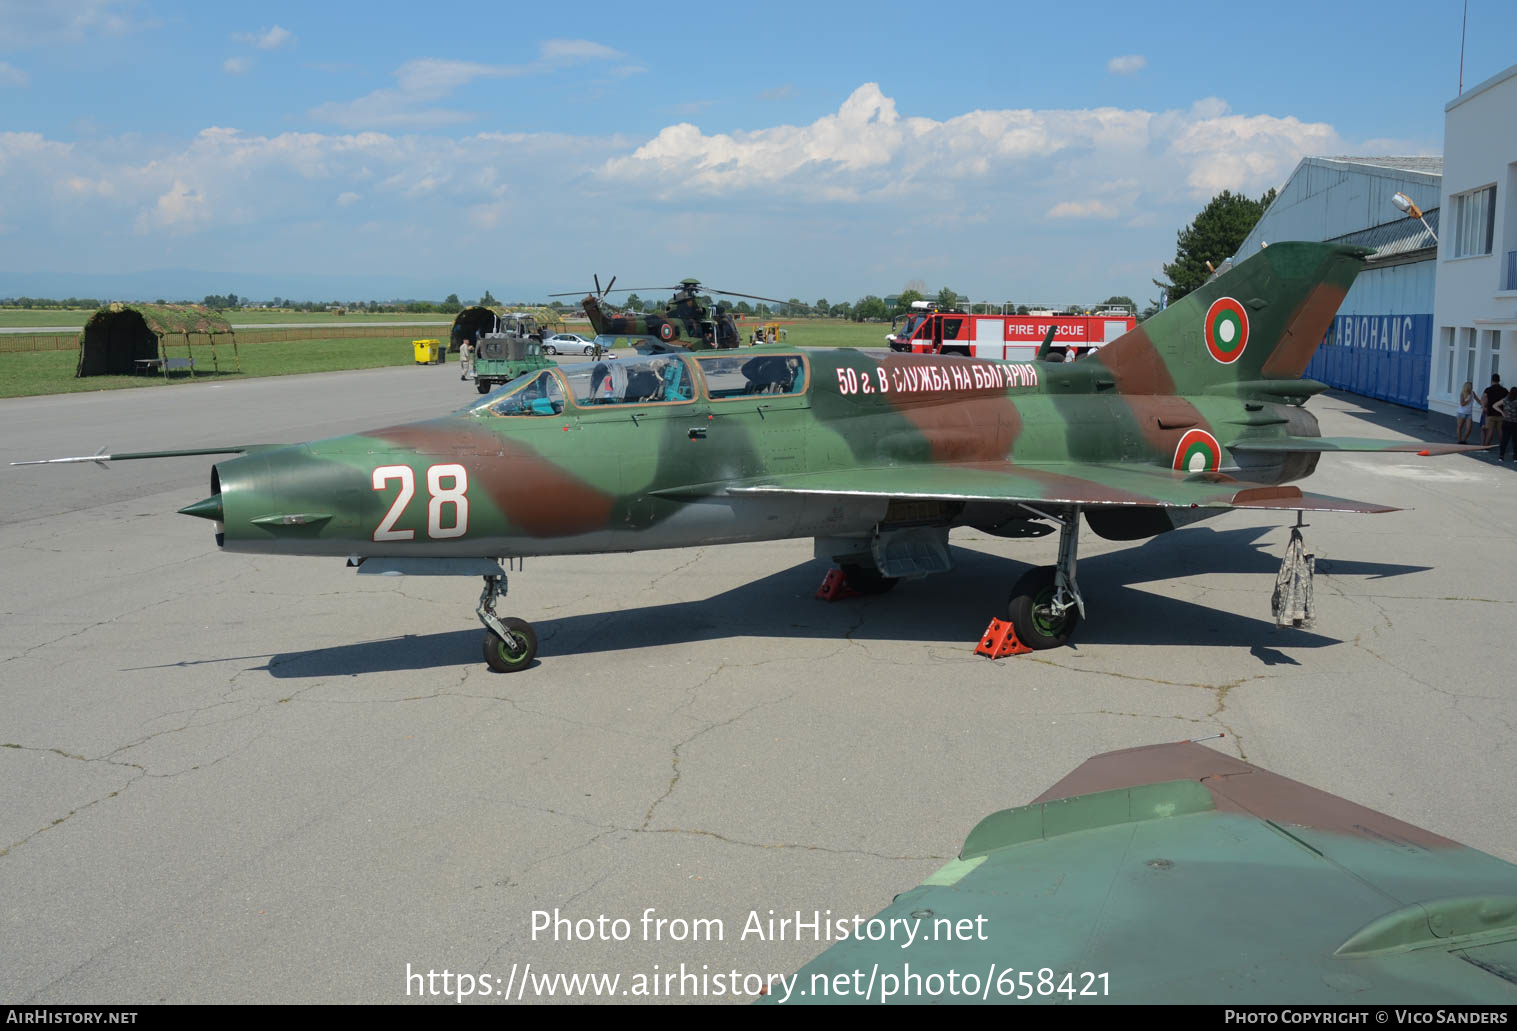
[1326, 207, 1440, 264]
[1319, 156, 1444, 176]
[82, 302, 233, 337]
[1235, 156, 1442, 261]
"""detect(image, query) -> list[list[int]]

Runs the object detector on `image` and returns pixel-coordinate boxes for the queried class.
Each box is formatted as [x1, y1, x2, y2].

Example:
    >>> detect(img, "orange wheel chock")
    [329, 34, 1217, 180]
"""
[975, 618, 1033, 659]
[815, 568, 861, 602]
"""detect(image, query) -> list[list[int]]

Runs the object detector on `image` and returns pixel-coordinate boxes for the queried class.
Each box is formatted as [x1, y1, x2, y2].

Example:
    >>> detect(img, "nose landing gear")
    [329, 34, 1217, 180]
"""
[478, 572, 538, 672]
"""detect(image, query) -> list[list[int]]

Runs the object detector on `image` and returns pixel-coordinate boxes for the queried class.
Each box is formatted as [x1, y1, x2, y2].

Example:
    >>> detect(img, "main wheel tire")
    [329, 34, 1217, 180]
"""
[840, 563, 899, 595]
[482, 618, 537, 673]
[1007, 566, 1080, 649]
[476, 380, 490, 394]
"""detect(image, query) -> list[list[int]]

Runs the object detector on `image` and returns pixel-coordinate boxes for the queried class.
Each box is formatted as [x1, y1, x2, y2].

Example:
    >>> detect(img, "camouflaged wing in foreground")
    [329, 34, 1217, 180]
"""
[693, 462, 1397, 513]
[768, 742, 1517, 1005]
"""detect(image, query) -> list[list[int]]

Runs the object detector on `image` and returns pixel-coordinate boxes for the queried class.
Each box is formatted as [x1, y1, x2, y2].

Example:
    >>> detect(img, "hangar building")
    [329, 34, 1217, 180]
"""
[1234, 157, 1442, 410]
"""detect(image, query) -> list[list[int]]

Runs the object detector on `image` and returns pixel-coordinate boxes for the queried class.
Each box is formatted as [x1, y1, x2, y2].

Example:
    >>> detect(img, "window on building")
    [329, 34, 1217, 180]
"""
[1450, 185, 1496, 258]
[1463, 327, 1478, 386]
[1442, 326, 1456, 394]
[1506, 163, 1517, 289]
[1487, 329, 1502, 381]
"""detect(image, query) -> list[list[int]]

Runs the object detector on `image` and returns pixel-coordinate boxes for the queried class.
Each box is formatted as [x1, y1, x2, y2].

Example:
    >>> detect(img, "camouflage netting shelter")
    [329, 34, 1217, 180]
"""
[450, 307, 499, 353]
[76, 303, 240, 378]
[449, 306, 566, 352]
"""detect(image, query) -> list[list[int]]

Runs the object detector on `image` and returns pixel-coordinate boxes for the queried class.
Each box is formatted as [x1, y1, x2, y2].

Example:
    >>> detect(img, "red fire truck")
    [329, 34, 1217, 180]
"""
[886, 302, 1137, 361]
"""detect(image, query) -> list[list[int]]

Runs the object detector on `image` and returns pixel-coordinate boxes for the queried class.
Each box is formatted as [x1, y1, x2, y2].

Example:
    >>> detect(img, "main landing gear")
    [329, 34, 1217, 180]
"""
[478, 571, 538, 672]
[1006, 504, 1086, 649]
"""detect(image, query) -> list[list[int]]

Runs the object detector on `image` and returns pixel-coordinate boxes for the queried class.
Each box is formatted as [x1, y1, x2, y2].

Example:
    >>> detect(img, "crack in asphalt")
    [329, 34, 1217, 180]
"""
[641, 691, 797, 832]
[0, 745, 145, 859]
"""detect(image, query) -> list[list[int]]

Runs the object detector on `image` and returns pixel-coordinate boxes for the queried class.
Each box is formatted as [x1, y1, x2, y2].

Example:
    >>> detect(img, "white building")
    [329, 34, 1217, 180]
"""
[1429, 61, 1517, 419]
[1235, 157, 1442, 409]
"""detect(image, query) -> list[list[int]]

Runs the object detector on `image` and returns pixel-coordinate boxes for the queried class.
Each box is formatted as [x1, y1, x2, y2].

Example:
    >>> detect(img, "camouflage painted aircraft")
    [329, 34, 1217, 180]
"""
[14, 242, 1477, 672]
[766, 740, 1517, 1005]
[552, 277, 798, 351]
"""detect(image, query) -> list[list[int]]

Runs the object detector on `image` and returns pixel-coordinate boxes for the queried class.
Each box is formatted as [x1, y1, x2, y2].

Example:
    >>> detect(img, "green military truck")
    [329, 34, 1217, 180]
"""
[471, 312, 555, 394]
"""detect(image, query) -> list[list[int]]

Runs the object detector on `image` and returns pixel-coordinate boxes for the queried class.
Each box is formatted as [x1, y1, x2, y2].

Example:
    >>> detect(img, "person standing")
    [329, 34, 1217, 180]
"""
[1498, 390, 1516, 461]
[1455, 381, 1478, 444]
[459, 337, 473, 381]
[1482, 373, 1508, 449]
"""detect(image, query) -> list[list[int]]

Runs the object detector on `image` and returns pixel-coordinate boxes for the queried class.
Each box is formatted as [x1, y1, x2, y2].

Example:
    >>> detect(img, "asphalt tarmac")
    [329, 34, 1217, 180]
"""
[2, 361, 1513, 1004]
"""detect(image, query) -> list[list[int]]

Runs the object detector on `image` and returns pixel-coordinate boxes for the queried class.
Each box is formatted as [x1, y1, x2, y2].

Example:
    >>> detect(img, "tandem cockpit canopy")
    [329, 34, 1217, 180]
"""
[470, 352, 811, 417]
[695, 353, 806, 398]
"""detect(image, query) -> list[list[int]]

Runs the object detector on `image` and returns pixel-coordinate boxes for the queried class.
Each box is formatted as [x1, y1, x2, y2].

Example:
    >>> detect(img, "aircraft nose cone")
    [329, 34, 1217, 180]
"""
[178, 494, 224, 521]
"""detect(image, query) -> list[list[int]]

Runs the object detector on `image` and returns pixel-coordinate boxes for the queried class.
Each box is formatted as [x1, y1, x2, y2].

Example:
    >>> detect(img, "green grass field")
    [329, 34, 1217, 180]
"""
[775, 319, 889, 350]
[0, 336, 430, 398]
[225, 310, 455, 325]
[0, 320, 889, 399]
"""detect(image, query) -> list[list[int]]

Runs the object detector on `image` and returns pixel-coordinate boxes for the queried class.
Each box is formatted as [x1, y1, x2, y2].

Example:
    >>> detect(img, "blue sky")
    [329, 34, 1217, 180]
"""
[2, 0, 1513, 305]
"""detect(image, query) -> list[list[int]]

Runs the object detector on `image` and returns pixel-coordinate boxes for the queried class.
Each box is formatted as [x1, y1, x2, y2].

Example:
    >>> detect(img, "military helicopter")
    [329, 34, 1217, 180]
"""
[549, 276, 802, 351]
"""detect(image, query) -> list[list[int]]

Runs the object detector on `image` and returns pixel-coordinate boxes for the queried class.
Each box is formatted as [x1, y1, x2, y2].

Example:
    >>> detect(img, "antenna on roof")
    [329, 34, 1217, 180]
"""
[1459, 0, 1467, 95]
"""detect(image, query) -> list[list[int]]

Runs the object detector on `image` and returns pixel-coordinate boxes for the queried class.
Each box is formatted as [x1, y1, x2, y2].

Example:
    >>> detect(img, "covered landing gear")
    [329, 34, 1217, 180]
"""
[1006, 504, 1086, 650]
[478, 571, 538, 673]
[1272, 513, 1315, 629]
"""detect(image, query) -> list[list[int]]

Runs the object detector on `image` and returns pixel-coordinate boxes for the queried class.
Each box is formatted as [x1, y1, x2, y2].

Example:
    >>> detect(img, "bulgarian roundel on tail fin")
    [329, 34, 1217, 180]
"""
[1095, 242, 1373, 397]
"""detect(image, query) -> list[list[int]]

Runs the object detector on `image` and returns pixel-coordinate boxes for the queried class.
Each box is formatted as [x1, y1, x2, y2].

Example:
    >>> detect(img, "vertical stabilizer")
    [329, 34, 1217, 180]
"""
[1095, 242, 1370, 396]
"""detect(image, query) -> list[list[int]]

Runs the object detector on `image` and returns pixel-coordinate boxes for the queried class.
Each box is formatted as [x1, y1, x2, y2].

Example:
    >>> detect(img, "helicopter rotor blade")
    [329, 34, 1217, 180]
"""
[703, 289, 816, 311]
[547, 285, 675, 298]
[604, 275, 616, 297]
[593, 274, 601, 297]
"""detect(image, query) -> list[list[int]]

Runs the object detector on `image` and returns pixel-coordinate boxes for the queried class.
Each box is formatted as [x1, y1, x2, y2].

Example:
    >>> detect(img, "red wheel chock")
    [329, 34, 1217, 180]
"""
[975, 618, 1032, 659]
[815, 568, 861, 601]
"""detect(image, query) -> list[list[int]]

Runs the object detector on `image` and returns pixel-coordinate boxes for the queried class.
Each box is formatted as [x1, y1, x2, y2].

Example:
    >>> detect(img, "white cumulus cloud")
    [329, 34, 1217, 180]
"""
[311, 40, 626, 129]
[0, 62, 29, 87]
[1107, 55, 1147, 75]
[0, 84, 1368, 305]
[1048, 199, 1120, 219]
[223, 57, 252, 75]
[235, 25, 294, 50]
[0, 0, 147, 47]
[143, 180, 209, 232]
[601, 83, 1332, 207]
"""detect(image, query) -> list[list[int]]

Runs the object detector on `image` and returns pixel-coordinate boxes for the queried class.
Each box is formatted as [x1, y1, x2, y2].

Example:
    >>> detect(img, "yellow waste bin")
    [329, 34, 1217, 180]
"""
[412, 339, 443, 365]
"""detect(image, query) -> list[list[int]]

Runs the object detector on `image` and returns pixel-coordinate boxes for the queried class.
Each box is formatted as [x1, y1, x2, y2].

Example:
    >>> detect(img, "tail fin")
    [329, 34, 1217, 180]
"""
[1095, 242, 1370, 396]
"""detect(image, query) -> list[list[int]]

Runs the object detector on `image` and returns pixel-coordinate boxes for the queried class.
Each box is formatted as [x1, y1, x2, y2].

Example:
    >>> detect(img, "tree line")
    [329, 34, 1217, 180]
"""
[5, 191, 1275, 324]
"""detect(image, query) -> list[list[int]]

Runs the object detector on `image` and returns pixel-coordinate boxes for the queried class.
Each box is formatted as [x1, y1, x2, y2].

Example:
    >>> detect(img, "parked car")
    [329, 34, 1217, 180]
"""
[544, 333, 596, 356]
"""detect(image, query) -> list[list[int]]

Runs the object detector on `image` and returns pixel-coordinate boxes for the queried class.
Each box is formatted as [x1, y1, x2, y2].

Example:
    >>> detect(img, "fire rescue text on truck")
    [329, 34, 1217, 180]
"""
[886, 301, 1137, 362]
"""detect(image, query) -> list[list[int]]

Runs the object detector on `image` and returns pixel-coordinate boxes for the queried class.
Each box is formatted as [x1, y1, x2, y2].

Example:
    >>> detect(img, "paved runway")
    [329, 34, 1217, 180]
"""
[2, 363, 1513, 1003]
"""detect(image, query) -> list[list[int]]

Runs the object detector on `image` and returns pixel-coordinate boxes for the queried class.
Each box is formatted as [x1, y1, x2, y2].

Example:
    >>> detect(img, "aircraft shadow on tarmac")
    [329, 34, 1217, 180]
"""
[248, 526, 1429, 679]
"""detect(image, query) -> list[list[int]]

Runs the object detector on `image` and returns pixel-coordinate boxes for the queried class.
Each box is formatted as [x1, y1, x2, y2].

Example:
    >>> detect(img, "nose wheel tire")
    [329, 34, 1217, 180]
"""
[483, 617, 537, 673]
[1008, 565, 1080, 649]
